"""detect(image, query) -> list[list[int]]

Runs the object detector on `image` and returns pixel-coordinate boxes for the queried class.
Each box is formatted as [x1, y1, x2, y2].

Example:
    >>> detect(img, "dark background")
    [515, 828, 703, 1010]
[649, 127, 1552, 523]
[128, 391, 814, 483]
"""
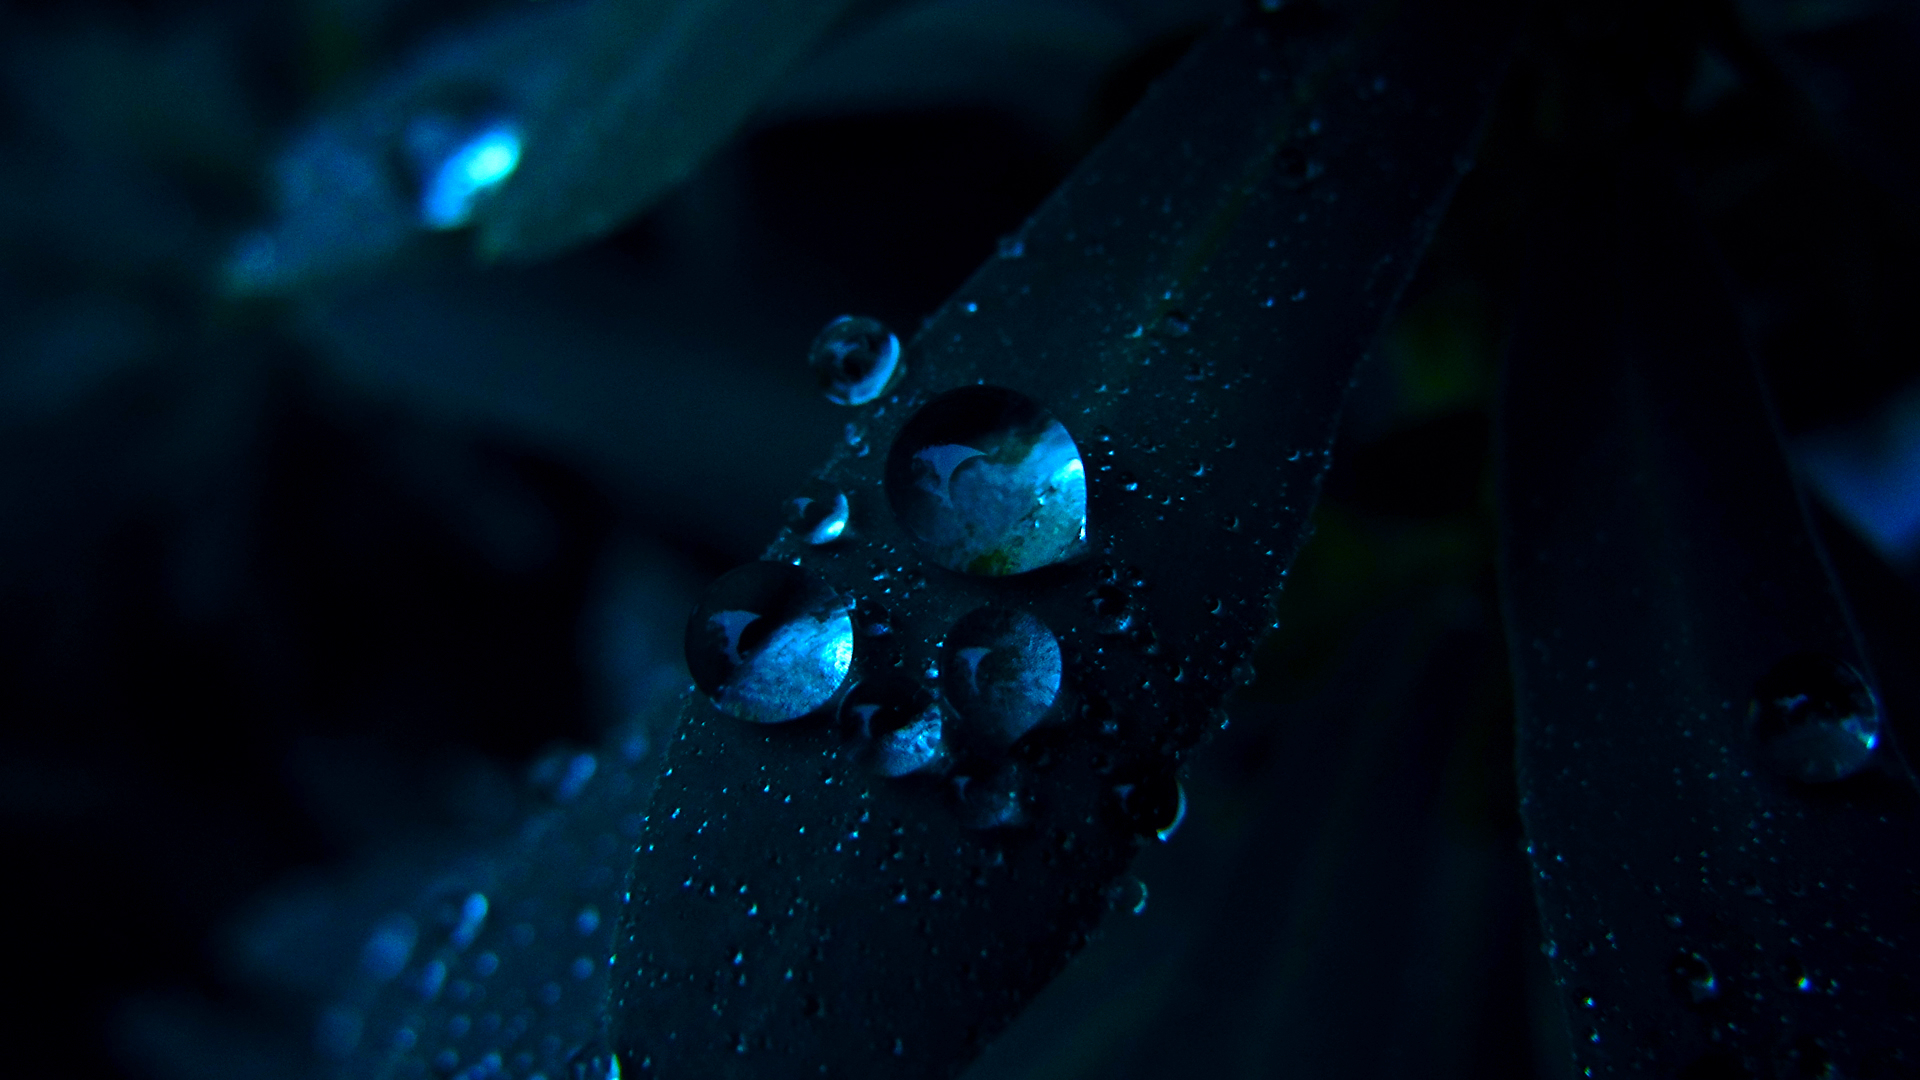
[2, 0, 1917, 1077]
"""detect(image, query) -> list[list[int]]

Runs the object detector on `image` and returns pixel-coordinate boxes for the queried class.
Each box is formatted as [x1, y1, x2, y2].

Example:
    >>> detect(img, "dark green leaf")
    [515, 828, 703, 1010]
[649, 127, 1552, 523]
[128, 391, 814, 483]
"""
[1499, 151, 1920, 1075]
[612, 0, 1516, 1074]
[229, 0, 858, 292]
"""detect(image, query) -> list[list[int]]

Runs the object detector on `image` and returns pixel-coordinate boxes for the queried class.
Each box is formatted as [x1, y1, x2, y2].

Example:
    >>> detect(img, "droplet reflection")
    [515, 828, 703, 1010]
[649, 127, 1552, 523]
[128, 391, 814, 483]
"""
[810, 315, 902, 406]
[886, 386, 1087, 575]
[841, 672, 949, 777]
[787, 489, 851, 546]
[685, 563, 854, 723]
[405, 112, 522, 230]
[939, 607, 1062, 750]
[1749, 653, 1881, 783]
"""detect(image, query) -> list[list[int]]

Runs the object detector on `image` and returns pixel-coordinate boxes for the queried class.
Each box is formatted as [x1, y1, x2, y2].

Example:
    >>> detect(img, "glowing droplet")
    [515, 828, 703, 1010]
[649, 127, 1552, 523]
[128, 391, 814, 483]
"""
[787, 489, 851, 546]
[885, 386, 1087, 576]
[685, 563, 854, 724]
[405, 112, 521, 230]
[1750, 653, 1880, 783]
[810, 315, 902, 406]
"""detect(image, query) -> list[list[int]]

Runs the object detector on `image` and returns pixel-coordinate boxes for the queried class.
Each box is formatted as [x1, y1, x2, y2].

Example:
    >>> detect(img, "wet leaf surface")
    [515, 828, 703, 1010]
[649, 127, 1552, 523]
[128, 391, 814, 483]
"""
[613, 0, 1516, 1074]
[1500, 149, 1920, 1075]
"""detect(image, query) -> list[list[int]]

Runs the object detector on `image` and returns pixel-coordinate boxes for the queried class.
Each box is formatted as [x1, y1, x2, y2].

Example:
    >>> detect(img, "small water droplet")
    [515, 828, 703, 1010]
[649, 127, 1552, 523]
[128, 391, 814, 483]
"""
[885, 386, 1087, 576]
[952, 765, 1030, 830]
[1160, 311, 1192, 337]
[1108, 875, 1150, 915]
[1750, 653, 1880, 782]
[1107, 766, 1182, 839]
[997, 236, 1025, 259]
[565, 1040, 621, 1080]
[1277, 146, 1324, 188]
[360, 915, 417, 982]
[840, 672, 950, 777]
[405, 108, 522, 230]
[451, 892, 489, 950]
[1088, 583, 1136, 635]
[787, 489, 851, 546]
[1156, 781, 1187, 842]
[1670, 949, 1720, 1005]
[939, 607, 1063, 750]
[810, 315, 902, 406]
[685, 562, 854, 723]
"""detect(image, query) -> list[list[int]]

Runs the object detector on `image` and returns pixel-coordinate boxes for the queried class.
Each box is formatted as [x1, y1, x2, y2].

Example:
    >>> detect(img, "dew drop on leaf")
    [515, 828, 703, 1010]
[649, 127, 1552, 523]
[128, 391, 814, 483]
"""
[786, 488, 851, 546]
[952, 764, 1031, 830]
[1749, 653, 1881, 783]
[885, 386, 1087, 575]
[809, 315, 902, 406]
[938, 607, 1063, 750]
[685, 562, 854, 724]
[405, 110, 522, 230]
[1670, 949, 1720, 1005]
[839, 671, 949, 778]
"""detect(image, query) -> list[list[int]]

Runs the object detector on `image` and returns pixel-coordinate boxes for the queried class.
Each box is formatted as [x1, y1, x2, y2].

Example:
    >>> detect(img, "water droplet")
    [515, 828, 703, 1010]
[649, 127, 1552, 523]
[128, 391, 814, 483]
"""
[840, 672, 950, 777]
[1088, 583, 1136, 635]
[451, 892, 489, 950]
[1670, 949, 1720, 1005]
[531, 749, 598, 803]
[565, 1040, 621, 1080]
[787, 489, 851, 546]
[1108, 875, 1149, 915]
[885, 386, 1087, 576]
[685, 562, 854, 723]
[404, 109, 522, 230]
[809, 315, 902, 406]
[952, 765, 1030, 830]
[1750, 653, 1880, 782]
[1107, 766, 1182, 839]
[1160, 311, 1192, 337]
[996, 236, 1025, 259]
[939, 607, 1063, 750]
[1277, 146, 1324, 188]
[1156, 781, 1188, 842]
[360, 915, 417, 982]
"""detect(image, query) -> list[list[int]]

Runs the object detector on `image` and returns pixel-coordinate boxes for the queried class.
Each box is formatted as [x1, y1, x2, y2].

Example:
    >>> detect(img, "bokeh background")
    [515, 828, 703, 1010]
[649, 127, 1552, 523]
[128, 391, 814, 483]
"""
[3, 0, 1917, 1077]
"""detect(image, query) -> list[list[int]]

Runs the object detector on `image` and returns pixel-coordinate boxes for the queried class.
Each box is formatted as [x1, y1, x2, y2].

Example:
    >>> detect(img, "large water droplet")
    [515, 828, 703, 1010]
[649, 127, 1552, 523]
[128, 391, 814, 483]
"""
[939, 607, 1063, 750]
[886, 386, 1087, 575]
[810, 316, 901, 406]
[404, 109, 522, 230]
[685, 562, 854, 723]
[841, 672, 949, 777]
[1749, 653, 1880, 783]
[787, 488, 851, 546]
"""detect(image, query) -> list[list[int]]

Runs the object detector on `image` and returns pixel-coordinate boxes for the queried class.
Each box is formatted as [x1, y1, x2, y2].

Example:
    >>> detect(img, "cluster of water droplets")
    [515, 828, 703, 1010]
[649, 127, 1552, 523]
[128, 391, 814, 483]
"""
[680, 317, 1129, 836]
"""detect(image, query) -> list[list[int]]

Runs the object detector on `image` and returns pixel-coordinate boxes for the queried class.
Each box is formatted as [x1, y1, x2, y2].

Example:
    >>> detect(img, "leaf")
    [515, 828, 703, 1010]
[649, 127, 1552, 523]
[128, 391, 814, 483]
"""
[1499, 149, 1920, 1074]
[611, 0, 1516, 1074]
[228, 0, 859, 292]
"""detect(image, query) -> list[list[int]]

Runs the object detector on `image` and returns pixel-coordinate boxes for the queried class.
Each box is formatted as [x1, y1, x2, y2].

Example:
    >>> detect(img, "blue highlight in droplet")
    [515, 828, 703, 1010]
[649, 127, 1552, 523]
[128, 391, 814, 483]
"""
[420, 123, 522, 230]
